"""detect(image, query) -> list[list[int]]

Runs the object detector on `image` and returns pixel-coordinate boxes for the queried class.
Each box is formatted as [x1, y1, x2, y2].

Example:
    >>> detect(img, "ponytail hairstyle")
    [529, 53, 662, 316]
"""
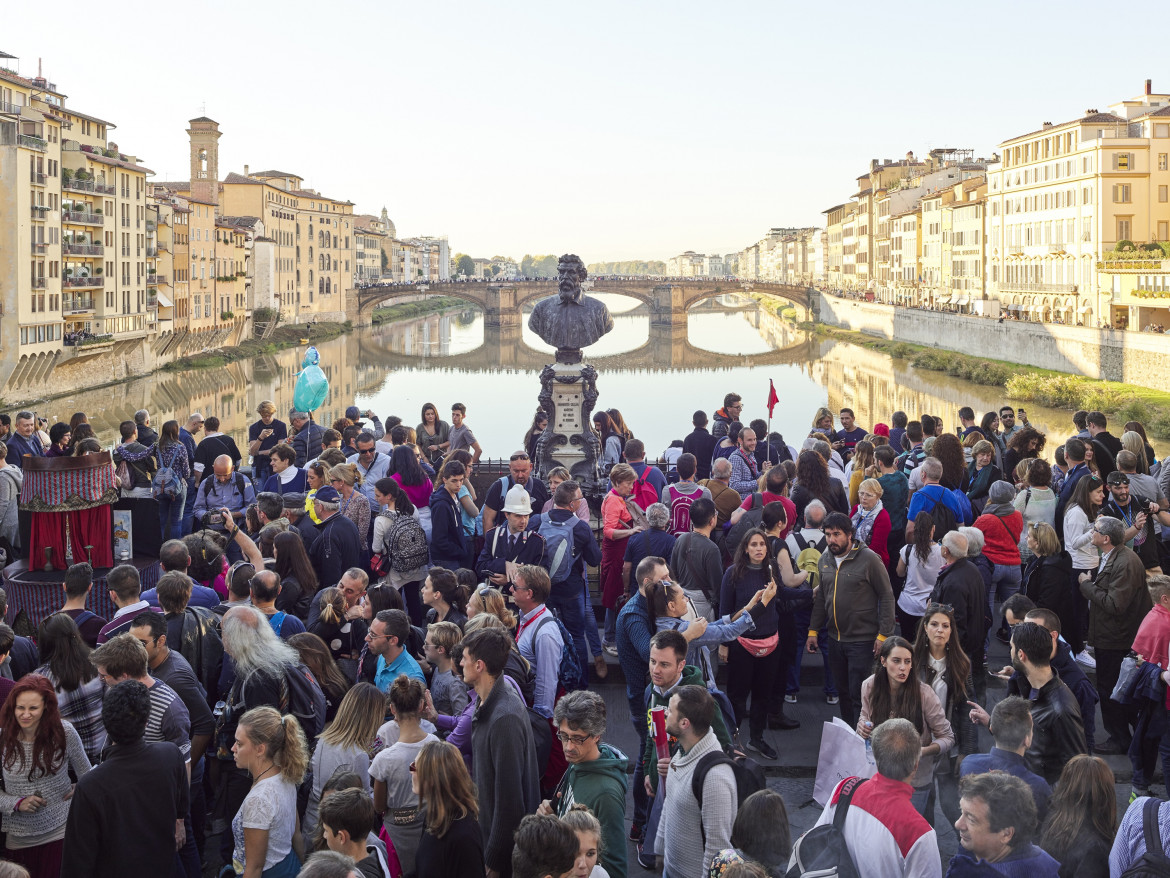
[910, 511, 935, 566]
[468, 585, 516, 630]
[317, 587, 345, 627]
[373, 477, 415, 517]
[388, 673, 425, 720]
[237, 706, 309, 783]
[648, 579, 680, 618]
[327, 462, 362, 490]
[427, 567, 469, 616]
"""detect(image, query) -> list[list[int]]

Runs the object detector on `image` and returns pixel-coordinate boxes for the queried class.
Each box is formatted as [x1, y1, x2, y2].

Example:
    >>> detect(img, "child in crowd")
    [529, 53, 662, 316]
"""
[425, 621, 469, 720]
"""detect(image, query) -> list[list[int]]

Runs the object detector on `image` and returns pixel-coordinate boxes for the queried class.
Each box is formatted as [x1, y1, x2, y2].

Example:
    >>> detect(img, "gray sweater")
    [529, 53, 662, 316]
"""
[657, 728, 736, 877]
[0, 720, 92, 841]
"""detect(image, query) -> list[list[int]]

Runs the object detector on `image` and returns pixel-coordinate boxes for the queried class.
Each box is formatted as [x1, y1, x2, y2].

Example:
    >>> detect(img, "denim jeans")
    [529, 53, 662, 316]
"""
[603, 607, 618, 645]
[789, 607, 837, 696]
[180, 478, 197, 536]
[548, 577, 590, 672]
[628, 690, 649, 827]
[582, 583, 602, 656]
[159, 484, 187, 543]
[825, 637, 875, 729]
[985, 562, 1022, 647]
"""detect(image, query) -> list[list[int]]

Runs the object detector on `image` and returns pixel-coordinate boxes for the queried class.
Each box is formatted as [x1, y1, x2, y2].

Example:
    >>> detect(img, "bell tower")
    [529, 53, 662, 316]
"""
[187, 116, 221, 206]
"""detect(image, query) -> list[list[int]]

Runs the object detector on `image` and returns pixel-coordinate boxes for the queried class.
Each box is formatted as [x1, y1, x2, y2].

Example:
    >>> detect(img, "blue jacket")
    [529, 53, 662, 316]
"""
[616, 591, 653, 701]
[946, 844, 1060, 878]
[959, 748, 1052, 822]
[429, 486, 472, 570]
[907, 483, 968, 525]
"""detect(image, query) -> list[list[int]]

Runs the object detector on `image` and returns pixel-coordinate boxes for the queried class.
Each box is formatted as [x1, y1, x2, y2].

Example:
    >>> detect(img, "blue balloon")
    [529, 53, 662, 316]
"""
[293, 346, 329, 412]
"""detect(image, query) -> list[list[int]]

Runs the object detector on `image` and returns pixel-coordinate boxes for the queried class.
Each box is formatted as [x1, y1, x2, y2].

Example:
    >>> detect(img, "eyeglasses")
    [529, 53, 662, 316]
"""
[555, 732, 595, 746]
[510, 453, 530, 462]
[358, 448, 376, 456]
[365, 631, 389, 641]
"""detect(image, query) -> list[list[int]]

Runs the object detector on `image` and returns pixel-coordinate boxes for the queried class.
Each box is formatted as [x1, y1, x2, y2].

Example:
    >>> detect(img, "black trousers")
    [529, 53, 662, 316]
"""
[727, 639, 781, 740]
[1096, 647, 1134, 748]
[825, 637, 875, 730]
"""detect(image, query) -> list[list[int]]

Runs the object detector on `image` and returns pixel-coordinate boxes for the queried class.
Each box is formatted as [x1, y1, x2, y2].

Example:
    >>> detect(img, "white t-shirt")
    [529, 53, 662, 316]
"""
[232, 775, 298, 872]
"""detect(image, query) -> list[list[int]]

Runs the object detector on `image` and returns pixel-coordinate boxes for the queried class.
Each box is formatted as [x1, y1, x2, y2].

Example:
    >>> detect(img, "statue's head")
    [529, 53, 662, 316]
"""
[557, 254, 587, 302]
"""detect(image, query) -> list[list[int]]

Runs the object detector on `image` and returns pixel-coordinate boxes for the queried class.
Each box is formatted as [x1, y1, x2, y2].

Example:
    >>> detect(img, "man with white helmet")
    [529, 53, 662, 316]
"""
[476, 484, 546, 587]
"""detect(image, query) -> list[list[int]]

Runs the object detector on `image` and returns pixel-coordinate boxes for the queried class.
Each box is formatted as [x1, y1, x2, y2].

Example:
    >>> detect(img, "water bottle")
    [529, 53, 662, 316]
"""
[864, 721, 874, 766]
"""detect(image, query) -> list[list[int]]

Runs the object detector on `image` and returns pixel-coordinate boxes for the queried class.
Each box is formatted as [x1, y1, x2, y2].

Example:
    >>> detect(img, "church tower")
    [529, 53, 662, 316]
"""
[187, 116, 221, 206]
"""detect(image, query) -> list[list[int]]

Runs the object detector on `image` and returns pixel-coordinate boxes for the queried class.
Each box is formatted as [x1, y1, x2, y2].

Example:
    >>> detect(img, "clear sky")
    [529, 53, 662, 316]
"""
[4, 1, 1167, 262]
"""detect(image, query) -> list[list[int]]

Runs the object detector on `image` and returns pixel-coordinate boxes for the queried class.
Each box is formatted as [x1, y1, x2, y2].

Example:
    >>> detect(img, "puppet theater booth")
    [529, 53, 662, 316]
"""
[2, 453, 161, 629]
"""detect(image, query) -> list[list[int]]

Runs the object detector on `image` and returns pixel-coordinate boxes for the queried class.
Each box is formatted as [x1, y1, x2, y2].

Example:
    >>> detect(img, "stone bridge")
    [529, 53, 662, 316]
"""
[353, 310, 817, 374]
[353, 278, 812, 326]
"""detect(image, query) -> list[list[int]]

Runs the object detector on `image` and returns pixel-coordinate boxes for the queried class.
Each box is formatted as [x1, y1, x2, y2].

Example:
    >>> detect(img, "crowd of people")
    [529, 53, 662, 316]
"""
[0, 391, 1166, 878]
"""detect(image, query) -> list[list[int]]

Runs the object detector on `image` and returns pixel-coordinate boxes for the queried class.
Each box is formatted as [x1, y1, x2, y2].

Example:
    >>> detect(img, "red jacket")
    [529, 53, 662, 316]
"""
[974, 511, 1023, 566]
[849, 505, 891, 565]
[1132, 602, 1170, 709]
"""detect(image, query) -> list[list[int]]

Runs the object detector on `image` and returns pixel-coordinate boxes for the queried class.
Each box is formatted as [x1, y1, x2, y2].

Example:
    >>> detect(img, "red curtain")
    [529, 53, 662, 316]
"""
[28, 507, 113, 570]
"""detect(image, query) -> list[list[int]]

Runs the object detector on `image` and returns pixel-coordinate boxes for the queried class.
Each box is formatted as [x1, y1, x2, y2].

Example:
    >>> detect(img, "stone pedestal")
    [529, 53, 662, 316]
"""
[536, 362, 601, 491]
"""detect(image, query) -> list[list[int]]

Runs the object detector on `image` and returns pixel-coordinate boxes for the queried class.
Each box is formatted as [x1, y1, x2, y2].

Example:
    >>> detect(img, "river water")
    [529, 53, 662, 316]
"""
[43, 294, 1167, 460]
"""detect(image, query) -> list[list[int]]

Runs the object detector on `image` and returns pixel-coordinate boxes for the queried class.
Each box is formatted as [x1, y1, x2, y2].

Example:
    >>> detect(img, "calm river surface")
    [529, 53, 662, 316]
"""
[44, 294, 1168, 460]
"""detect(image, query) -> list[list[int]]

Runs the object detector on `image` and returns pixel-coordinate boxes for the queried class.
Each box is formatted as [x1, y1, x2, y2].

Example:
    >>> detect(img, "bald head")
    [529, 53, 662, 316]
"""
[223, 604, 259, 630]
[213, 455, 234, 480]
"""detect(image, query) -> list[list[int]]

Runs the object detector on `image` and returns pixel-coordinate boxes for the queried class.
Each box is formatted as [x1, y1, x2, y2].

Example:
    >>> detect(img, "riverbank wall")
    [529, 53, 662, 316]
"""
[815, 292, 1170, 391]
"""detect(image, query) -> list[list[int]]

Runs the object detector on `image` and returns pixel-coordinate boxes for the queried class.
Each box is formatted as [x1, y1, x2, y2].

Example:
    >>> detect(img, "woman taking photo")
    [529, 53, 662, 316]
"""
[412, 739, 485, 878]
[599, 463, 645, 653]
[33, 613, 105, 765]
[326, 464, 371, 553]
[593, 412, 623, 473]
[966, 440, 1001, 516]
[849, 478, 890, 565]
[371, 477, 429, 624]
[369, 674, 438, 877]
[416, 403, 450, 467]
[230, 705, 307, 878]
[1063, 473, 1104, 659]
[261, 445, 306, 498]
[153, 419, 191, 542]
[857, 635, 954, 819]
[422, 568, 470, 630]
[911, 604, 977, 829]
[271, 531, 316, 621]
[1039, 754, 1115, 877]
[301, 682, 383, 836]
[0, 675, 92, 876]
[1014, 459, 1057, 564]
[720, 529, 789, 760]
[895, 512, 944, 639]
[790, 449, 849, 523]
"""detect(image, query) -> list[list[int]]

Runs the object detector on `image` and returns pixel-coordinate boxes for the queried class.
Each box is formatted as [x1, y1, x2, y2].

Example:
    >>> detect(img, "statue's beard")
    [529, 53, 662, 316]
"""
[558, 284, 581, 303]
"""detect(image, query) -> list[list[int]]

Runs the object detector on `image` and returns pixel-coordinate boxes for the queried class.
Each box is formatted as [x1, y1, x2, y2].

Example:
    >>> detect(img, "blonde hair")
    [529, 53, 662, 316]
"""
[1027, 521, 1061, 557]
[317, 587, 345, 626]
[609, 462, 636, 485]
[546, 466, 571, 483]
[426, 620, 462, 656]
[858, 477, 883, 498]
[469, 586, 516, 629]
[319, 682, 385, 751]
[238, 706, 309, 783]
[811, 407, 834, 429]
[463, 613, 506, 633]
[416, 740, 478, 838]
[1121, 431, 1149, 475]
[327, 462, 362, 489]
[561, 804, 603, 851]
[256, 400, 276, 417]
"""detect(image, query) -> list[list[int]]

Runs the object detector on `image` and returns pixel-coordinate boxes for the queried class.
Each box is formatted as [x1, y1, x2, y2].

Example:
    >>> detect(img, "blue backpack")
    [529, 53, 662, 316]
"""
[533, 613, 588, 692]
[538, 515, 578, 584]
[152, 445, 183, 500]
[474, 476, 510, 537]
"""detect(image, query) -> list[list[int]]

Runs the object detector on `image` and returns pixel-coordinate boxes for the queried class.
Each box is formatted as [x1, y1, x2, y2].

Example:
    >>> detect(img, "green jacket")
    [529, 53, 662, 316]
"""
[643, 664, 732, 796]
[552, 742, 630, 878]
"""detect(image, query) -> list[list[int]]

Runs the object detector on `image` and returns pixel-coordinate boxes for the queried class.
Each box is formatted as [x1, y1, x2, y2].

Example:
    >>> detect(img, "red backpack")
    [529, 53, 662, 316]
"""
[630, 466, 660, 511]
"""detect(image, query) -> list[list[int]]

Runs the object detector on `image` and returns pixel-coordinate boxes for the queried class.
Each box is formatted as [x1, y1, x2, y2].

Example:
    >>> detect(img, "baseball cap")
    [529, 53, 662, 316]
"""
[313, 486, 341, 503]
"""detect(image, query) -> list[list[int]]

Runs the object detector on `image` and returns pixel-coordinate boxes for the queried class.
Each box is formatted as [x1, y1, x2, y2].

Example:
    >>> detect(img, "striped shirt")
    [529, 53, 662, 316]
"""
[1110, 796, 1170, 874]
[145, 678, 192, 763]
[36, 666, 107, 765]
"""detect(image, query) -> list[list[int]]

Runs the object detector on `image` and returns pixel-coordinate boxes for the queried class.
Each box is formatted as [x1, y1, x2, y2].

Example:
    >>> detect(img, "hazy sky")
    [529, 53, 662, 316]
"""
[5, 1, 1167, 262]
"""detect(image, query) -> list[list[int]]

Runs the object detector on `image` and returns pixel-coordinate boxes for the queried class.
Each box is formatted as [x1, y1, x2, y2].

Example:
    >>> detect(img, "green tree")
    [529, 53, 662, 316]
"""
[456, 253, 476, 277]
[490, 264, 500, 276]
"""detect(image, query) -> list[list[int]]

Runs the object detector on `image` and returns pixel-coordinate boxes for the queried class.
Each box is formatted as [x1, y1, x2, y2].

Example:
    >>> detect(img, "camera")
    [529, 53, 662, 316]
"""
[202, 511, 224, 527]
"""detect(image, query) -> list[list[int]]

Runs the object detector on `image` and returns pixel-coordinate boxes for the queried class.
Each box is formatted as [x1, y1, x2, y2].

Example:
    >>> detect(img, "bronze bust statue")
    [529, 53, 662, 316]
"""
[527, 254, 614, 364]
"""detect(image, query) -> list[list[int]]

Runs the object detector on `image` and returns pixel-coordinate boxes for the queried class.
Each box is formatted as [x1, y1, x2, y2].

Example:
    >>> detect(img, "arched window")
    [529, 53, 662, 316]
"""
[325, 278, 331, 295]
[319, 277, 325, 295]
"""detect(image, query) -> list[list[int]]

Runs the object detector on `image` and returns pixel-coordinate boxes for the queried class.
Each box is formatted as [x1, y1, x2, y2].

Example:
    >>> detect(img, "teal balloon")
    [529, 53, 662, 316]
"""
[293, 346, 329, 412]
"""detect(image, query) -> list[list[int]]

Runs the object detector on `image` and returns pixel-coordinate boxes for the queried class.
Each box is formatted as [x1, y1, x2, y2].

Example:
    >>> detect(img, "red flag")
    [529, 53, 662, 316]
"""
[766, 379, 779, 419]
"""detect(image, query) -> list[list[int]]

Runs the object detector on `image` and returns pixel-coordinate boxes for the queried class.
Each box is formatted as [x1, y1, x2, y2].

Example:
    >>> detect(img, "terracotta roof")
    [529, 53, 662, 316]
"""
[1145, 105, 1170, 117]
[251, 169, 301, 179]
[1000, 112, 1126, 145]
[220, 215, 261, 229]
[0, 67, 65, 96]
[64, 107, 115, 127]
[222, 172, 263, 185]
[86, 152, 154, 175]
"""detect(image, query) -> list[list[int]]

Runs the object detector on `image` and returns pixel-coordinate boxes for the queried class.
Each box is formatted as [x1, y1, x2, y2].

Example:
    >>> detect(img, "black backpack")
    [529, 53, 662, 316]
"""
[691, 751, 766, 842]
[924, 489, 958, 539]
[280, 662, 327, 740]
[1120, 797, 1170, 878]
[785, 776, 866, 878]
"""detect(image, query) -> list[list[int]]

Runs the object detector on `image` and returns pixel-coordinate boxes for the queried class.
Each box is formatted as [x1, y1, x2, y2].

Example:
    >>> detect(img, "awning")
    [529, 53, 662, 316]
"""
[937, 294, 952, 304]
[1009, 303, 1020, 312]
[1079, 303, 1093, 314]
[155, 292, 174, 308]
[955, 296, 970, 306]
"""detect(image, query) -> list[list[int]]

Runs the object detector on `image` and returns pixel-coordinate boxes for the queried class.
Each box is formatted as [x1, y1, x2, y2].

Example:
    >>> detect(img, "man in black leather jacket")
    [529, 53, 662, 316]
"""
[972, 620, 1087, 784]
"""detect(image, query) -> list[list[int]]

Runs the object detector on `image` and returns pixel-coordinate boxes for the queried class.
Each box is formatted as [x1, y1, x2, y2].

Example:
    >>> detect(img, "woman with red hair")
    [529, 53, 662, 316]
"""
[0, 675, 92, 876]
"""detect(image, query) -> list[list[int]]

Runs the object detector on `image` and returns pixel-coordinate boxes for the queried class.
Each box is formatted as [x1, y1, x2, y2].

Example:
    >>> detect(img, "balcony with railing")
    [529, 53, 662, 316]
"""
[30, 206, 49, 221]
[63, 242, 103, 256]
[64, 179, 115, 195]
[146, 246, 157, 258]
[63, 296, 96, 314]
[146, 274, 165, 286]
[0, 100, 21, 116]
[63, 275, 103, 289]
[31, 277, 46, 289]
[30, 241, 45, 254]
[146, 219, 157, 231]
[29, 172, 45, 186]
[62, 210, 103, 226]
[998, 282, 1077, 294]
[18, 135, 47, 152]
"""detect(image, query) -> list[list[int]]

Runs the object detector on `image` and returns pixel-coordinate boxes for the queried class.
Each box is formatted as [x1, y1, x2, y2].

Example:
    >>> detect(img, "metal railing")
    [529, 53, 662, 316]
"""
[63, 243, 103, 256]
[147, 275, 165, 285]
[30, 242, 45, 254]
[63, 276, 102, 288]
[18, 134, 46, 152]
[62, 211, 103, 225]
[0, 101, 21, 116]
[146, 247, 157, 257]
[63, 297, 95, 313]
[31, 277, 46, 289]
[64, 179, 115, 195]
[146, 219, 157, 231]
[29, 172, 45, 185]
[30, 206, 49, 221]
